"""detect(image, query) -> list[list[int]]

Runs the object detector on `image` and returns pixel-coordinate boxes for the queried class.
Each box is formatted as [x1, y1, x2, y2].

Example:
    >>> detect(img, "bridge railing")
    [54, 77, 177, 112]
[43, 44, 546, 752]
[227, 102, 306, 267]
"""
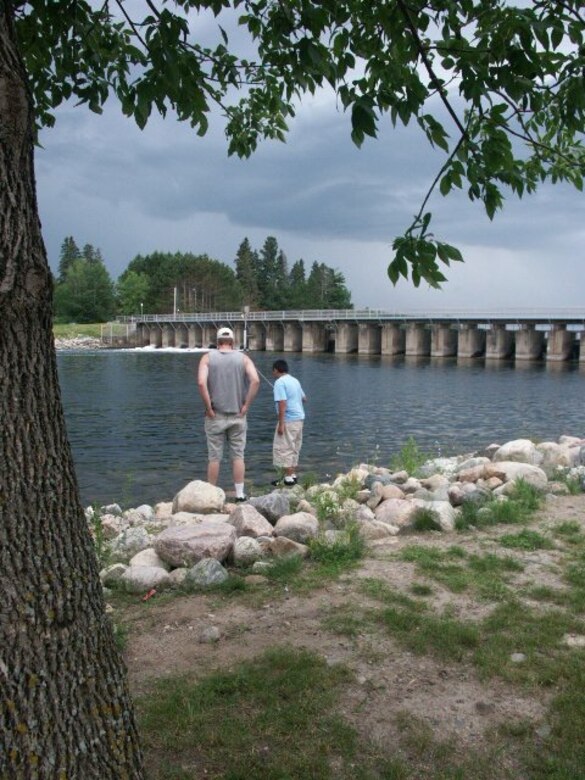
[117, 308, 585, 324]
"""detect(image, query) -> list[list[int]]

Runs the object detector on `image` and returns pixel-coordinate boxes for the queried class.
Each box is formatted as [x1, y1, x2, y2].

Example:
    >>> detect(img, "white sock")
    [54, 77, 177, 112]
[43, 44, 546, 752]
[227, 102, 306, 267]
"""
[235, 482, 245, 498]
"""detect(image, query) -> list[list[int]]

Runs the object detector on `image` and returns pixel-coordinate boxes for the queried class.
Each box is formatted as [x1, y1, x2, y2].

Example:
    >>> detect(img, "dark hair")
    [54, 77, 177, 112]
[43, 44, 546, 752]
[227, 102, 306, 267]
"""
[272, 359, 289, 373]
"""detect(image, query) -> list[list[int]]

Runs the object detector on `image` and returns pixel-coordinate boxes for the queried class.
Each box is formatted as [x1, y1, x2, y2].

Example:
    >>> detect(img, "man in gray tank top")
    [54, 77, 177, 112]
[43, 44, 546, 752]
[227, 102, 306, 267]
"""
[197, 327, 260, 501]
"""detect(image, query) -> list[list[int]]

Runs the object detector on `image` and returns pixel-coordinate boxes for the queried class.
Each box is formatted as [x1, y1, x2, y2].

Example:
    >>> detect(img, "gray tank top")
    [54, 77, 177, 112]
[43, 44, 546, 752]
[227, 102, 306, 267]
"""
[207, 350, 248, 414]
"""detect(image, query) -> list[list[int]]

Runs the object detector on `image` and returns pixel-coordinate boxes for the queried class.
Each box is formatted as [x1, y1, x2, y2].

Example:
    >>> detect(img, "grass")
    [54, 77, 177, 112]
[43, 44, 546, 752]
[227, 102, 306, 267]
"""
[53, 322, 103, 338]
[124, 476, 585, 777]
[455, 479, 544, 531]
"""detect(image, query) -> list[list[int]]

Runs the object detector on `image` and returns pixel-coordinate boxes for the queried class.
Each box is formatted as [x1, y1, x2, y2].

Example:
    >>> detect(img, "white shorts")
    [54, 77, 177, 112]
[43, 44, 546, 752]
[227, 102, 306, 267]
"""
[272, 420, 304, 468]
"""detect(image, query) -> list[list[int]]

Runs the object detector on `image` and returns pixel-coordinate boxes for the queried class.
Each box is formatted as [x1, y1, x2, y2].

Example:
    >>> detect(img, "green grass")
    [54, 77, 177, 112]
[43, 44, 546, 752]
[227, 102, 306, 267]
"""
[499, 529, 553, 551]
[53, 322, 103, 338]
[455, 480, 544, 531]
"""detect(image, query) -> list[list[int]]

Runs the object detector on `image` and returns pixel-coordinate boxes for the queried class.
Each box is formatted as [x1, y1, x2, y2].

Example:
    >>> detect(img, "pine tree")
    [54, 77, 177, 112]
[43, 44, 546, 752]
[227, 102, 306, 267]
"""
[288, 259, 306, 309]
[234, 238, 259, 308]
[58, 236, 81, 282]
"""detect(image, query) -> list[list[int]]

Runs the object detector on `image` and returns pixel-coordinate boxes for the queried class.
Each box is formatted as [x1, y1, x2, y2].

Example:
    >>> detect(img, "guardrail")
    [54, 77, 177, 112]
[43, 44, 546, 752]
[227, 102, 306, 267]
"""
[117, 308, 585, 324]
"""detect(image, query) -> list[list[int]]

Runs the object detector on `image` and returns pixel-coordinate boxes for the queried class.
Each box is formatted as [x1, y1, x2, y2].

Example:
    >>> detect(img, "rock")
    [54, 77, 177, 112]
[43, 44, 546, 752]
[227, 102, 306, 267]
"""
[358, 520, 400, 540]
[229, 504, 274, 538]
[168, 568, 189, 587]
[154, 522, 236, 567]
[536, 442, 577, 475]
[262, 537, 310, 559]
[100, 503, 122, 516]
[110, 527, 152, 562]
[364, 473, 393, 490]
[169, 511, 205, 527]
[354, 504, 376, 523]
[232, 536, 264, 567]
[274, 512, 319, 543]
[172, 480, 226, 514]
[125, 505, 155, 525]
[120, 565, 170, 593]
[99, 563, 128, 586]
[129, 547, 170, 570]
[374, 498, 421, 529]
[412, 499, 457, 532]
[249, 492, 291, 523]
[188, 558, 229, 587]
[485, 461, 548, 490]
[155, 501, 173, 518]
[98, 514, 126, 540]
[493, 439, 542, 466]
[198, 626, 221, 643]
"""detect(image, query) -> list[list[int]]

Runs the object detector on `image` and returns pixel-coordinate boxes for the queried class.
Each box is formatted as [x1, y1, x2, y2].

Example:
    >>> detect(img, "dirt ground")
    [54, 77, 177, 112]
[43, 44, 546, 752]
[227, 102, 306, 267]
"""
[120, 493, 585, 769]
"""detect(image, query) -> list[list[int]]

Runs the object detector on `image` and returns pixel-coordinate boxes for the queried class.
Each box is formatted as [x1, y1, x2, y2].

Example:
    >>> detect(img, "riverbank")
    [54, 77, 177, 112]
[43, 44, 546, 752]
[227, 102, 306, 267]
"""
[100, 435, 585, 778]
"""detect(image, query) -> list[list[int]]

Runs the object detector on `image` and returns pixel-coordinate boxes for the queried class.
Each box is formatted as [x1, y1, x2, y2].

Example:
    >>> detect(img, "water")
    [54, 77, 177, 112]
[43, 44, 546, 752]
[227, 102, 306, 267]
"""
[56, 350, 585, 508]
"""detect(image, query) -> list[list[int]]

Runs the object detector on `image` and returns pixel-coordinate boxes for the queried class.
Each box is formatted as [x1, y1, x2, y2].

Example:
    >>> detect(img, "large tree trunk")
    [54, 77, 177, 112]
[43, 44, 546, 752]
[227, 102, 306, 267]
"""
[0, 5, 144, 777]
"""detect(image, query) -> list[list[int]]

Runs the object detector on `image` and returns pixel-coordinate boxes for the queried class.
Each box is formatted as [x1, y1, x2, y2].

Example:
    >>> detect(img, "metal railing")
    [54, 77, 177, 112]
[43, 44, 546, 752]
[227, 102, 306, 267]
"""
[117, 307, 585, 325]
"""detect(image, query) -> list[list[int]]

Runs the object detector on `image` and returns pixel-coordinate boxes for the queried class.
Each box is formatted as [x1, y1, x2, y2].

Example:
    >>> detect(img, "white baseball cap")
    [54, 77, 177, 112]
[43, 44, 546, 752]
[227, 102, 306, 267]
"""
[217, 327, 234, 341]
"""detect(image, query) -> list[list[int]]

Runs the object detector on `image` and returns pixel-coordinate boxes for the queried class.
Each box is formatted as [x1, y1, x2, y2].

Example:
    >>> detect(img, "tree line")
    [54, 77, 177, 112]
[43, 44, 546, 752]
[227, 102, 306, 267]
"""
[54, 236, 352, 322]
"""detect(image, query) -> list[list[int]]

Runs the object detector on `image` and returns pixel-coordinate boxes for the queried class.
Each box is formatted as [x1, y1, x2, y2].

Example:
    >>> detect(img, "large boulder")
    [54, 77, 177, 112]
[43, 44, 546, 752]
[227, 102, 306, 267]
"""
[274, 512, 319, 544]
[229, 504, 274, 538]
[120, 565, 170, 593]
[249, 492, 291, 524]
[493, 439, 542, 466]
[154, 522, 236, 567]
[536, 442, 579, 475]
[129, 547, 170, 570]
[172, 480, 226, 514]
[411, 499, 458, 532]
[484, 461, 548, 490]
[374, 498, 421, 529]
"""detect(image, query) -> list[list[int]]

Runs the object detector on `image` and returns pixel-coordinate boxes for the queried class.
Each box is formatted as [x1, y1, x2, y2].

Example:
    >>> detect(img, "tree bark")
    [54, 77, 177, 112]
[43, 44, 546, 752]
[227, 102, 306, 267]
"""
[0, 4, 144, 777]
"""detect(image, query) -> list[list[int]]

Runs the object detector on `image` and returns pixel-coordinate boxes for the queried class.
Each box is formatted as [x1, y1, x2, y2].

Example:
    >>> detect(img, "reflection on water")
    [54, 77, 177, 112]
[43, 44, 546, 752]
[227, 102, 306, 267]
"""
[57, 350, 585, 507]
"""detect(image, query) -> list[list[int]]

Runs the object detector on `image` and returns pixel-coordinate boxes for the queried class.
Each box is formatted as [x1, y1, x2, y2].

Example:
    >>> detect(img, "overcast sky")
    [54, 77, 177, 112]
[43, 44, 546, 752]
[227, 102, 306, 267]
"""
[35, 76, 585, 312]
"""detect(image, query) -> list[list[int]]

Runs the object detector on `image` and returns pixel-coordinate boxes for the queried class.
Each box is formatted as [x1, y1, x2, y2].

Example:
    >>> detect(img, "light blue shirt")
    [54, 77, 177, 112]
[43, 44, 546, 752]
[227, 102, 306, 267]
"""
[273, 374, 305, 421]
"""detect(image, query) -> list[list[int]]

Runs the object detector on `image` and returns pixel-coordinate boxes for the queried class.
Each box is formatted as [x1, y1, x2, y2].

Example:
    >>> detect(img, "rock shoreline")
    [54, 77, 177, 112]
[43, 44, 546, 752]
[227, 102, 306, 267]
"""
[55, 335, 105, 350]
[92, 434, 585, 595]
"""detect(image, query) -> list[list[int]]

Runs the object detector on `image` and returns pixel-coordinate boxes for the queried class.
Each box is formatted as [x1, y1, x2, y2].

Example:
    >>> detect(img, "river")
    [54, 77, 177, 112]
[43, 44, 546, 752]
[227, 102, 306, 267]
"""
[56, 349, 585, 508]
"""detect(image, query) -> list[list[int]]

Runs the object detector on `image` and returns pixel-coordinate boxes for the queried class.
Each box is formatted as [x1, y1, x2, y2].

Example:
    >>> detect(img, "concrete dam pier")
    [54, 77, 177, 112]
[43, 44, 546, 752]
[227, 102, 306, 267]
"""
[110, 309, 585, 362]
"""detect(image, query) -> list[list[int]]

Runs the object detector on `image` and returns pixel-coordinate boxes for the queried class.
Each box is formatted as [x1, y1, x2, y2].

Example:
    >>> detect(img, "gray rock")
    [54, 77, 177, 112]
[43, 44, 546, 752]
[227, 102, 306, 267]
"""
[232, 536, 264, 567]
[249, 491, 291, 523]
[364, 473, 393, 490]
[154, 522, 236, 567]
[188, 558, 229, 587]
[110, 527, 152, 562]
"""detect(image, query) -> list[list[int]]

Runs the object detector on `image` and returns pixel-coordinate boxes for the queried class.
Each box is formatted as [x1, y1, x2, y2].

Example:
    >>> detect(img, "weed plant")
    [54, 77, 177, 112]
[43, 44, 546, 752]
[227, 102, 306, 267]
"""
[390, 436, 431, 475]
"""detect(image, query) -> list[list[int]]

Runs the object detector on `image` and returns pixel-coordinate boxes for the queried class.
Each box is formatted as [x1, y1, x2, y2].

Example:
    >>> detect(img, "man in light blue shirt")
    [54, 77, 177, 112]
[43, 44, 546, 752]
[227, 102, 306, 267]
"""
[271, 359, 307, 486]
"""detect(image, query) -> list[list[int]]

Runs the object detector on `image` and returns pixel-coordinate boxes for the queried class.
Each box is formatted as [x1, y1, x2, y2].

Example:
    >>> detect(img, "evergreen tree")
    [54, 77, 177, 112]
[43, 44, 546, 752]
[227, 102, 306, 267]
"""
[288, 259, 307, 309]
[234, 238, 259, 308]
[82, 243, 104, 264]
[305, 262, 353, 309]
[257, 235, 279, 309]
[58, 236, 81, 282]
[274, 249, 290, 309]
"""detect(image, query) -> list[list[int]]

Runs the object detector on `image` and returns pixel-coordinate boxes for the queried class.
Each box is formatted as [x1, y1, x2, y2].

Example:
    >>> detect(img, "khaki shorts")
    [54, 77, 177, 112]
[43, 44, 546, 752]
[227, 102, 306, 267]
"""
[273, 420, 304, 468]
[205, 413, 247, 462]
